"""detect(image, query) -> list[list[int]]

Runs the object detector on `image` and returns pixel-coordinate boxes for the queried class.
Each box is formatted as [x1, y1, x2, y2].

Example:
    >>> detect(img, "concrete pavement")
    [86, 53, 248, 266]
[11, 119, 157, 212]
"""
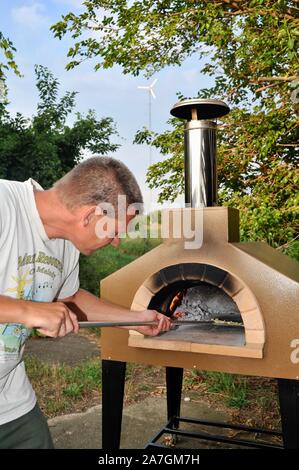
[49, 395, 231, 449]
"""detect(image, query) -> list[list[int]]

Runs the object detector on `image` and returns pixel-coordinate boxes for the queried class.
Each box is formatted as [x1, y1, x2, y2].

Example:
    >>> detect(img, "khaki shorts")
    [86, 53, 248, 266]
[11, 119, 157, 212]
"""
[0, 403, 54, 449]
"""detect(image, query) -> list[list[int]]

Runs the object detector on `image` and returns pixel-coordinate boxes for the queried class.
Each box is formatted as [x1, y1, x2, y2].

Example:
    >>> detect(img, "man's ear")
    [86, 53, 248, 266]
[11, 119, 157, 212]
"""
[82, 206, 97, 227]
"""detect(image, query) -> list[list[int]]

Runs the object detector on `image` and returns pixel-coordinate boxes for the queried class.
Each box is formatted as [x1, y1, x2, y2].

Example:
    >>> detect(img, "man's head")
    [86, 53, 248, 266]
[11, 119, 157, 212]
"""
[53, 157, 143, 254]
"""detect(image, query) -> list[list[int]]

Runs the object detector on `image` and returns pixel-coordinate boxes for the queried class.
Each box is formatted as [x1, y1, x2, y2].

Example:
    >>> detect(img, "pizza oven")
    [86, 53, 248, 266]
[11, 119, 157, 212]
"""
[100, 99, 299, 449]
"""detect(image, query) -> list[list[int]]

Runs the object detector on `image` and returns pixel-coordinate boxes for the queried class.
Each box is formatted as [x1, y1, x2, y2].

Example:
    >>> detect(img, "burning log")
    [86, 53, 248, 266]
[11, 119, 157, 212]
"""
[171, 284, 242, 323]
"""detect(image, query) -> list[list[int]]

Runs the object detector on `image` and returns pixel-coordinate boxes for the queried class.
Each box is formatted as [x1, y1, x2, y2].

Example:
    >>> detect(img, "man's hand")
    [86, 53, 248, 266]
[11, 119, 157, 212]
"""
[56, 289, 171, 337]
[133, 309, 171, 337]
[22, 300, 79, 337]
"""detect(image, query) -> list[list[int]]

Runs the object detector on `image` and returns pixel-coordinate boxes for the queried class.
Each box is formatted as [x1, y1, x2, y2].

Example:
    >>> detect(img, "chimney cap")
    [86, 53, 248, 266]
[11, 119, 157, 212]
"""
[170, 98, 230, 121]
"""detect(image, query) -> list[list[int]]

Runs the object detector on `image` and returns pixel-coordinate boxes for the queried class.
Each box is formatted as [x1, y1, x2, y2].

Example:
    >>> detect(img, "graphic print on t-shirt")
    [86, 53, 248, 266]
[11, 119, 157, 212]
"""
[0, 324, 29, 360]
[0, 251, 63, 362]
[5, 269, 33, 300]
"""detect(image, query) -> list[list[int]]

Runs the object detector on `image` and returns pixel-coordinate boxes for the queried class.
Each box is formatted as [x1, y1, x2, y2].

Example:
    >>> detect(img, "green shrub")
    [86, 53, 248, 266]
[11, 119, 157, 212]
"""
[79, 237, 161, 295]
[79, 245, 136, 295]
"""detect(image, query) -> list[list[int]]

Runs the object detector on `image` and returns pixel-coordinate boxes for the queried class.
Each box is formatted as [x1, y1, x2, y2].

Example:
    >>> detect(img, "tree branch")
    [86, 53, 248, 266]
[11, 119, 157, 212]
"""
[255, 83, 280, 93]
[254, 76, 299, 83]
[277, 234, 299, 251]
[276, 143, 299, 147]
[221, 8, 298, 21]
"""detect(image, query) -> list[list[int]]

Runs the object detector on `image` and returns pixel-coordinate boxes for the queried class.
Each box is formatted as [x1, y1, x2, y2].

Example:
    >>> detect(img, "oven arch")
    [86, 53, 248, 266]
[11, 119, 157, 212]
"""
[130, 263, 265, 358]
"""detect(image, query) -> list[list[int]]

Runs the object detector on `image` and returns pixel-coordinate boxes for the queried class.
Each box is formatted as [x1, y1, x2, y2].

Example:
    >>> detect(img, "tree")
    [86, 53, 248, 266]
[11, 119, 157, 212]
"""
[51, 1, 298, 254]
[51, 1, 298, 80]
[0, 32, 21, 105]
[0, 32, 20, 80]
[0, 65, 119, 187]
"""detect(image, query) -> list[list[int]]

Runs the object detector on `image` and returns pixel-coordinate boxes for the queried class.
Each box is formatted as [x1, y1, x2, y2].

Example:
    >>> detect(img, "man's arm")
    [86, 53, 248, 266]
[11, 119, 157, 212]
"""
[0, 294, 79, 337]
[0, 295, 28, 324]
[60, 288, 171, 337]
[0, 290, 170, 338]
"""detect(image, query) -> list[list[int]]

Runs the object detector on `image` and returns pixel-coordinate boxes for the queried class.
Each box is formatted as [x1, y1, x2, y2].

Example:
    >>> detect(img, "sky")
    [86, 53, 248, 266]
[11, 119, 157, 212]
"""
[1, 0, 213, 211]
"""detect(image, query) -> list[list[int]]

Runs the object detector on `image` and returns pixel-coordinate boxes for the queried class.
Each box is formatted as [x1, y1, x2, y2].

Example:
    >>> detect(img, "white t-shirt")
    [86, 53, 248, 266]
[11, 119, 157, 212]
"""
[0, 178, 80, 425]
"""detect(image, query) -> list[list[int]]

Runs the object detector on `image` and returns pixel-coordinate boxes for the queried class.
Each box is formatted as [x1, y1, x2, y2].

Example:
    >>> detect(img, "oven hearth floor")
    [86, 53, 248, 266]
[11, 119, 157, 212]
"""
[150, 324, 245, 347]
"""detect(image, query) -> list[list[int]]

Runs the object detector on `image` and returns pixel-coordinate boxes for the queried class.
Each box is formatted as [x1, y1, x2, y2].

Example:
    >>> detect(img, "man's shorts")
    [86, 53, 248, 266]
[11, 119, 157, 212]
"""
[0, 403, 54, 449]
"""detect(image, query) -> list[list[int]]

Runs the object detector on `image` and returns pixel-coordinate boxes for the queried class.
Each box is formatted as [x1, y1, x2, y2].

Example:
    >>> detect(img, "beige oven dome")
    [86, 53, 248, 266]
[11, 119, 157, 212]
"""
[101, 207, 299, 380]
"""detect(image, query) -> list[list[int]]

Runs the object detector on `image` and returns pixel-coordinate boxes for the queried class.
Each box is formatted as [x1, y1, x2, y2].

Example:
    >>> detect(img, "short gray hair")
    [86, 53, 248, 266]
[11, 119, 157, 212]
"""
[54, 156, 143, 211]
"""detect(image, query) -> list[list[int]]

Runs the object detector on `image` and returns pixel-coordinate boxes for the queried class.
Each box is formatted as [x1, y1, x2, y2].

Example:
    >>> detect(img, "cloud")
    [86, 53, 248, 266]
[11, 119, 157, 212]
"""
[11, 3, 49, 29]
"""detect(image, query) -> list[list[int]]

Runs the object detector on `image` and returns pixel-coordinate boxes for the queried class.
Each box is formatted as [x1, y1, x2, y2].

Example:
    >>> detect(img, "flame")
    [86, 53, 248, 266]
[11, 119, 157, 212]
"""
[169, 289, 186, 317]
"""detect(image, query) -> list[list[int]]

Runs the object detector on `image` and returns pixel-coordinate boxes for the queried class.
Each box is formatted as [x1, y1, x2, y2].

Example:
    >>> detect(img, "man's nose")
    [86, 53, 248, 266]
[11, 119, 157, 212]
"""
[110, 237, 120, 247]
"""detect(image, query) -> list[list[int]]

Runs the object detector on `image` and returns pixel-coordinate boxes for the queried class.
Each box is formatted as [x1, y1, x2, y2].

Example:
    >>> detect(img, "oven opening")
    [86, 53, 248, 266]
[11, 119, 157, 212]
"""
[148, 280, 245, 347]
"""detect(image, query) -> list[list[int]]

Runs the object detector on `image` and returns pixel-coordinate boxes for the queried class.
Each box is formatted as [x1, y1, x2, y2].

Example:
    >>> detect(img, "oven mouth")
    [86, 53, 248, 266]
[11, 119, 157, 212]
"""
[129, 262, 265, 358]
[148, 280, 243, 325]
[147, 280, 245, 348]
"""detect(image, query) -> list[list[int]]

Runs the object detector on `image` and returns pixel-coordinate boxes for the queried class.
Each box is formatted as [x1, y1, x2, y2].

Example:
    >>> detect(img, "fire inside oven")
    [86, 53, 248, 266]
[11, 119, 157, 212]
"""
[147, 280, 245, 347]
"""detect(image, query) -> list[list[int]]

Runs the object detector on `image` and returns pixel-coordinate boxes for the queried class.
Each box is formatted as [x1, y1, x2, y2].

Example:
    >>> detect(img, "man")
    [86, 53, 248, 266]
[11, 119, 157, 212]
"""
[0, 156, 171, 449]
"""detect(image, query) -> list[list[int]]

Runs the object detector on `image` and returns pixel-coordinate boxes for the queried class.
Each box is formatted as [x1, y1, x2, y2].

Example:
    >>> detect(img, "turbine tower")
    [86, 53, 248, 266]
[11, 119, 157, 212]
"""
[137, 78, 157, 168]
[0, 79, 6, 104]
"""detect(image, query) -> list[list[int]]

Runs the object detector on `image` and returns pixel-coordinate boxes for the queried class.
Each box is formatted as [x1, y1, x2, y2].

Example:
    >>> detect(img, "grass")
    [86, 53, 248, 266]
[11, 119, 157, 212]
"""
[25, 353, 165, 418]
[202, 371, 248, 408]
[124, 363, 165, 405]
[184, 370, 248, 408]
[26, 347, 281, 433]
[183, 369, 281, 430]
[24, 355, 102, 418]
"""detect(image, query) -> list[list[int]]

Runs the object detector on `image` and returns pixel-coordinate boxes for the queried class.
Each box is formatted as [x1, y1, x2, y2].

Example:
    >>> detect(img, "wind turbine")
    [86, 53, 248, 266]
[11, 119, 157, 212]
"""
[137, 78, 157, 167]
[138, 78, 158, 211]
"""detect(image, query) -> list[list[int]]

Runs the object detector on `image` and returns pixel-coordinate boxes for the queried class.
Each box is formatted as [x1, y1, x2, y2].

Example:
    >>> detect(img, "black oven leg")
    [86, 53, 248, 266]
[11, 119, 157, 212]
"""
[166, 367, 184, 431]
[102, 360, 126, 449]
[278, 378, 299, 449]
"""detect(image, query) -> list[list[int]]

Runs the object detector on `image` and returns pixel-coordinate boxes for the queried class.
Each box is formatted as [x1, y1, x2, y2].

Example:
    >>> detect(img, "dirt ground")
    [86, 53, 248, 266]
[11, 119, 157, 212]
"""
[26, 329, 100, 366]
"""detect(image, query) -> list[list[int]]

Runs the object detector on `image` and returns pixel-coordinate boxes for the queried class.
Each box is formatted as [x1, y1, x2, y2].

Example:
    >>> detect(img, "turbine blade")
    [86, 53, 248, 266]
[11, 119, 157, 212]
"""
[151, 78, 158, 88]
[150, 89, 156, 99]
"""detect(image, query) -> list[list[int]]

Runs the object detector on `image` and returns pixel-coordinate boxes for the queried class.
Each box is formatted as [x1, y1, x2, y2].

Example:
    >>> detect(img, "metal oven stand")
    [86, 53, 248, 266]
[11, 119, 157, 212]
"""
[102, 361, 299, 449]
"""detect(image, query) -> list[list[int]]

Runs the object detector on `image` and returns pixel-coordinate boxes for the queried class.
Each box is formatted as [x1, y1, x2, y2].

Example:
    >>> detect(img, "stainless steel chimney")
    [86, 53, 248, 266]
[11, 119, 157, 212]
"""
[170, 98, 230, 208]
